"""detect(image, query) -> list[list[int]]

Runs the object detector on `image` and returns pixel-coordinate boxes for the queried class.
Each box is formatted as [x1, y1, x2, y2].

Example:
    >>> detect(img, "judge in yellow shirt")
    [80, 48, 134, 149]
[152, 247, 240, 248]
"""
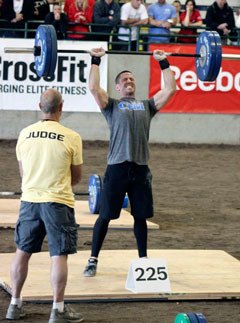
[6, 88, 84, 323]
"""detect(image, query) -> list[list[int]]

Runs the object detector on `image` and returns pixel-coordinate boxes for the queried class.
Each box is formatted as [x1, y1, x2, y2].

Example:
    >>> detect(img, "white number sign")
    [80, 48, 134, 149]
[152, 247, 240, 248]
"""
[125, 258, 171, 293]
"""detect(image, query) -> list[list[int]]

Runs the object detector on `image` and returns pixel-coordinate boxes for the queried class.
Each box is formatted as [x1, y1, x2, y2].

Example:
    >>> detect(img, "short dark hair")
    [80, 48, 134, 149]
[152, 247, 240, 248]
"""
[115, 70, 133, 84]
[185, 0, 196, 9]
[172, 0, 181, 5]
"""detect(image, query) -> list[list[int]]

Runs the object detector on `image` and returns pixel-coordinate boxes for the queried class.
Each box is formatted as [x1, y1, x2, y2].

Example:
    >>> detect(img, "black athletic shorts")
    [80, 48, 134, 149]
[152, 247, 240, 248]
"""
[99, 161, 153, 220]
[15, 201, 79, 256]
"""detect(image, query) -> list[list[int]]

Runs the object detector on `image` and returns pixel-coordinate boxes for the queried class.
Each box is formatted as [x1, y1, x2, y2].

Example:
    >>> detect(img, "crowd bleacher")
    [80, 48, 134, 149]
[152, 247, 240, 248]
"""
[0, 0, 239, 48]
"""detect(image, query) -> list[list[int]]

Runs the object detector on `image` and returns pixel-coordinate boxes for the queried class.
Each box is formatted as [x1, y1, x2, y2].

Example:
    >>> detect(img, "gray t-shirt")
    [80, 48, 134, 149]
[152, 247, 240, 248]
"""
[101, 97, 158, 165]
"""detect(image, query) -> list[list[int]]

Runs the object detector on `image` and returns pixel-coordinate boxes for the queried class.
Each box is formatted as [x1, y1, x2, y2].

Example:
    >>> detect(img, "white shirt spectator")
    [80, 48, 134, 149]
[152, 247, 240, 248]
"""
[14, 0, 23, 13]
[235, 8, 240, 28]
[118, 1, 148, 41]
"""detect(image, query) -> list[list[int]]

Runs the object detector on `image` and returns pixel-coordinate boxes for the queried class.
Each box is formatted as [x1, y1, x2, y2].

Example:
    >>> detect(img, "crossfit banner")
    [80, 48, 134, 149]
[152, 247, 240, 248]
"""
[0, 39, 108, 112]
[149, 44, 240, 114]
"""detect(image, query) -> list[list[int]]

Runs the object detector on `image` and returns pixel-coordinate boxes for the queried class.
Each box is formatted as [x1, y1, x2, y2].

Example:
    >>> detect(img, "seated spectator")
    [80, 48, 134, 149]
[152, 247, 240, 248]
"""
[117, 0, 148, 51]
[45, 3, 68, 39]
[178, 0, 202, 43]
[65, 0, 93, 39]
[34, 0, 57, 21]
[92, 0, 120, 43]
[64, 0, 95, 13]
[64, 0, 71, 13]
[1, 0, 35, 38]
[172, 0, 182, 25]
[169, 0, 182, 42]
[205, 0, 237, 45]
[148, 0, 177, 44]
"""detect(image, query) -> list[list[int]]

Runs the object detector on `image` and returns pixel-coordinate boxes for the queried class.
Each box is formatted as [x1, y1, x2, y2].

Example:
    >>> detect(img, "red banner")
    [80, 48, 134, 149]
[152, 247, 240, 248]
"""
[149, 44, 240, 114]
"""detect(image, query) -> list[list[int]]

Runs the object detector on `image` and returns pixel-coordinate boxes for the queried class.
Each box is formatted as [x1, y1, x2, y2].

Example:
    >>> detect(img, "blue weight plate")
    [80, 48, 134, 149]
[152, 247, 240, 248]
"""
[195, 313, 207, 323]
[187, 313, 199, 323]
[205, 31, 217, 82]
[122, 194, 128, 208]
[196, 31, 216, 82]
[46, 25, 57, 77]
[204, 31, 221, 82]
[174, 313, 191, 323]
[211, 31, 222, 82]
[88, 174, 102, 214]
[34, 25, 52, 77]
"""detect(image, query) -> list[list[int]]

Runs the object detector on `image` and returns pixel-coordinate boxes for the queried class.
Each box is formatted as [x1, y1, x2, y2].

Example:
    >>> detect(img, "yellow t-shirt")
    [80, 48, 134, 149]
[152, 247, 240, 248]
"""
[16, 120, 83, 208]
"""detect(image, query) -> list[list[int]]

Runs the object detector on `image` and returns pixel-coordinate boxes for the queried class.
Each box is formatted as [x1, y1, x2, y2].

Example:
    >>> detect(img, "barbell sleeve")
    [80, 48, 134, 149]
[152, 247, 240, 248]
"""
[4, 47, 35, 53]
[222, 53, 240, 60]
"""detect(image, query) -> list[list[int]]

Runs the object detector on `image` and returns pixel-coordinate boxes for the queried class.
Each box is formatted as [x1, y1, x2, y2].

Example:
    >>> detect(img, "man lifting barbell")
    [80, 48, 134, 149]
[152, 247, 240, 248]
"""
[82, 47, 176, 277]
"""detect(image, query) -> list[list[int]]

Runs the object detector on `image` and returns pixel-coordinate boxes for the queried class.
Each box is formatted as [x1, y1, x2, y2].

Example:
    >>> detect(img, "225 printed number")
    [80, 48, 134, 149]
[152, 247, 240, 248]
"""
[135, 267, 168, 281]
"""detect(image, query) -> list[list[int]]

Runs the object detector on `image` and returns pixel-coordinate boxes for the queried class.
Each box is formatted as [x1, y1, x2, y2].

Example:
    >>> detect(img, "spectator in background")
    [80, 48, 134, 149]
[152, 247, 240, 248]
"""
[92, 0, 120, 44]
[1, 0, 35, 37]
[117, 0, 148, 51]
[205, 0, 237, 45]
[148, 0, 177, 44]
[45, 3, 68, 39]
[172, 0, 182, 24]
[65, 0, 93, 39]
[64, 0, 95, 16]
[170, 0, 182, 42]
[178, 0, 202, 43]
[63, 0, 71, 13]
[34, 0, 57, 21]
[235, 8, 240, 28]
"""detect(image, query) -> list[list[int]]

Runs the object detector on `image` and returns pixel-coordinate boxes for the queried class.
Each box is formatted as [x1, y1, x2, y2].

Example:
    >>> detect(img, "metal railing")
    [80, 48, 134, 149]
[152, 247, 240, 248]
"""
[0, 19, 239, 50]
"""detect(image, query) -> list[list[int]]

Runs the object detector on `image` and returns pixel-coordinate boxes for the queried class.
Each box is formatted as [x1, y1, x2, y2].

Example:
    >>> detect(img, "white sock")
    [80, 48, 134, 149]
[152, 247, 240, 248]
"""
[53, 301, 64, 312]
[11, 297, 22, 308]
[90, 257, 98, 261]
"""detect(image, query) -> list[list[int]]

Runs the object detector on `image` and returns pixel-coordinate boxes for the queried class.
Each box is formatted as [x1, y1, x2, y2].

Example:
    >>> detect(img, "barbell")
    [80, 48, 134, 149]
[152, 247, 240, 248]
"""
[0, 174, 128, 214]
[3, 25, 240, 82]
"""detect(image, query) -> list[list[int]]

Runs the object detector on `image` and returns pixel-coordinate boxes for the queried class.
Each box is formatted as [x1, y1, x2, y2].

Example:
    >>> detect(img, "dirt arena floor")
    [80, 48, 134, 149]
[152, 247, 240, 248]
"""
[0, 139, 240, 323]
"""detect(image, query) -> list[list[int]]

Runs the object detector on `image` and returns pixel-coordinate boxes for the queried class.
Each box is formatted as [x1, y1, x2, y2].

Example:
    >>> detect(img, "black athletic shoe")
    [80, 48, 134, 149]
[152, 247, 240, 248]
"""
[83, 258, 98, 277]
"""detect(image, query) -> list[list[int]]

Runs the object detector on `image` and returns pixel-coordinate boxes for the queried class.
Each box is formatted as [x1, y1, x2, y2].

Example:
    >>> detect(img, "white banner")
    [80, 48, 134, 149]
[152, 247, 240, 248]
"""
[0, 39, 108, 112]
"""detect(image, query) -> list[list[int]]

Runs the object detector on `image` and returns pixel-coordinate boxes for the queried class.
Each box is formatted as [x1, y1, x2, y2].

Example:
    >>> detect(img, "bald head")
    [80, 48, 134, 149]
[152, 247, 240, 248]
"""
[40, 89, 63, 114]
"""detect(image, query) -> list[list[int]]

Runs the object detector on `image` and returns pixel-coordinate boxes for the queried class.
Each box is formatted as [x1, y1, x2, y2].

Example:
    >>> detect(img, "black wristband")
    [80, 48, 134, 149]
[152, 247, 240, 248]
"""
[159, 59, 170, 70]
[91, 56, 101, 66]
